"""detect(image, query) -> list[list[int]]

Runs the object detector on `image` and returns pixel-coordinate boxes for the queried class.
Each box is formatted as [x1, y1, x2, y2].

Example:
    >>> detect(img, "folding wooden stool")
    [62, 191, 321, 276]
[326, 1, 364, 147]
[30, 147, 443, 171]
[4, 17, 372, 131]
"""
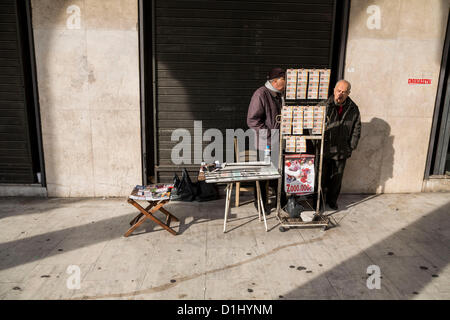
[124, 198, 179, 236]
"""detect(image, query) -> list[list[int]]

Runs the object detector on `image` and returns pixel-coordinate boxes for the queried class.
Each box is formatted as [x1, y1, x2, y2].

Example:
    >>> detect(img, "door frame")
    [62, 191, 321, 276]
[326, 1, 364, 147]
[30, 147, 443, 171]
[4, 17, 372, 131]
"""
[425, 10, 450, 178]
[9, 0, 46, 187]
[137, 0, 351, 183]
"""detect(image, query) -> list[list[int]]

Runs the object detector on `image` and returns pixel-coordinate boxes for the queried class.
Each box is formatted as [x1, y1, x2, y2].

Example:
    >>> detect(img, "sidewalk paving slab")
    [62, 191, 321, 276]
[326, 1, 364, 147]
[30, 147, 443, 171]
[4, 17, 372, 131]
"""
[0, 192, 449, 300]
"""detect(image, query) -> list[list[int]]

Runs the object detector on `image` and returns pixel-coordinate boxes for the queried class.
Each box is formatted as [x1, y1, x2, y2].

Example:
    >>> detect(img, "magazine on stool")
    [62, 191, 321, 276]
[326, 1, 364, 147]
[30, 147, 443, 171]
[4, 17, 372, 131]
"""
[129, 184, 173, 201]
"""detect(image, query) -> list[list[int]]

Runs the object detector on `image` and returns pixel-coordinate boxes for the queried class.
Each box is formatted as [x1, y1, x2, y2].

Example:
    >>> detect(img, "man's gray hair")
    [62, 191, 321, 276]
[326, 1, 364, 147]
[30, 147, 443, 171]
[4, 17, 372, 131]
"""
[335, 79, 351, 91]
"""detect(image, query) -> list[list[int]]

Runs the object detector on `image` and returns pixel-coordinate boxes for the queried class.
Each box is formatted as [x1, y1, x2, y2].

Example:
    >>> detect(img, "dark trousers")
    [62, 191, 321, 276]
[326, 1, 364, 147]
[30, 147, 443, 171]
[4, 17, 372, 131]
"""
[321, 158, 347, 205]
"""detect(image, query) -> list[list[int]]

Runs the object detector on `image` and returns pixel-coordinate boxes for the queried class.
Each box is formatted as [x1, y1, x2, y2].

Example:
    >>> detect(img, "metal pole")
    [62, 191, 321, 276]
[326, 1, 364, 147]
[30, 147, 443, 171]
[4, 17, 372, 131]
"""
[152, 0, 158, 182]
[315, 105, 327, 216]
[276, 115, 283, 216]
[138, 0, 147, 185]
[25, 0, 46, 187]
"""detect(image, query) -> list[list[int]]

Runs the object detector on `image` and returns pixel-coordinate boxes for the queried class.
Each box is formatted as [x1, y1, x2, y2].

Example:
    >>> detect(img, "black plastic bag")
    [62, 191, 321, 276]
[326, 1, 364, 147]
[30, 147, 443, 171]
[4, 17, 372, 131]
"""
[172, 168, 198, 201]
[171, 173, 182, 200]
[286, 196, 305, 218]
[172, 168, 218, 202]
[196, 180, 218, 202]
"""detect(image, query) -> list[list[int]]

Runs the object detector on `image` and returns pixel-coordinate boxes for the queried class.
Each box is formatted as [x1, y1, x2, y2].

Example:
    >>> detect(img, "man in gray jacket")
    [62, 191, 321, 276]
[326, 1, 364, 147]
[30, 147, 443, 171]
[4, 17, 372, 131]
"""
[247, 68, 286, 212]
[321, 80, 361, 210]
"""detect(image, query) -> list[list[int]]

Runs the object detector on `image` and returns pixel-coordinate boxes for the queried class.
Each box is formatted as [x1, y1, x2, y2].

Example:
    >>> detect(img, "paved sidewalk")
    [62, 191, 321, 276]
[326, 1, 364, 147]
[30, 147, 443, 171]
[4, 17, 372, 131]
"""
[0, 192, 449, 300]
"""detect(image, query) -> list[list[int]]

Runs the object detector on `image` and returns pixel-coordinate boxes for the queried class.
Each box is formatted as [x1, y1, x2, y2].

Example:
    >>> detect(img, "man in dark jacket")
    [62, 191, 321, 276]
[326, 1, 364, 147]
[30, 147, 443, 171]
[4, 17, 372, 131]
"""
[247, 68, 286, 212]
[247, 68, 285, 150]
[321, 80, 361, 210]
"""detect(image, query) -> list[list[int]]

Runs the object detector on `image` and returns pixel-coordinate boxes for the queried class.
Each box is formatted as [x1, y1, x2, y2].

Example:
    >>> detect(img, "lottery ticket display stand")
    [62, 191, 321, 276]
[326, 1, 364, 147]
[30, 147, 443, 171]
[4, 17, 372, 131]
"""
[276, 68, 333, 231]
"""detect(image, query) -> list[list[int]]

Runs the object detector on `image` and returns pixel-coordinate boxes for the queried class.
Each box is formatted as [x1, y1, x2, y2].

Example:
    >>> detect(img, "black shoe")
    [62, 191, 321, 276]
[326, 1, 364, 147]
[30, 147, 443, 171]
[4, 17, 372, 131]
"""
[327, 202, 338, 210]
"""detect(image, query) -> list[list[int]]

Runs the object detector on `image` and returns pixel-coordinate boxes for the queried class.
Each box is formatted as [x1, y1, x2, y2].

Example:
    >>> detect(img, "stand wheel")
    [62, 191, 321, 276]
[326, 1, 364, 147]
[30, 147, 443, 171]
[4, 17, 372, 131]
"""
[279, 226, 287, 232]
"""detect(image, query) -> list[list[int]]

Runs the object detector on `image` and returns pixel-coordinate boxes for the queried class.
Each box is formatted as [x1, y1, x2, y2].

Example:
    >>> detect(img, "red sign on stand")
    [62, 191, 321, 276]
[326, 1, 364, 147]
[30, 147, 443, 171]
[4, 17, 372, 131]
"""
[408, 78, 432, 85]
[284, 154, 315, 195]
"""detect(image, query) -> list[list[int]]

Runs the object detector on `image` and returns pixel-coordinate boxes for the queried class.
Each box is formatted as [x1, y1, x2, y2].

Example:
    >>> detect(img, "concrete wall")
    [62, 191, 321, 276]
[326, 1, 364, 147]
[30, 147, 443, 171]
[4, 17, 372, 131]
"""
[31, 0, 141, 197]
[30, 0, 449, 196]
[342, 0, 450, 193]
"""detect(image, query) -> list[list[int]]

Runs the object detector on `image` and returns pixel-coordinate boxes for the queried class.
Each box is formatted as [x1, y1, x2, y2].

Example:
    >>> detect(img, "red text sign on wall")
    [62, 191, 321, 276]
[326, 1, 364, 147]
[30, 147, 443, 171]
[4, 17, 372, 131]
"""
[408, 78, 432, 85]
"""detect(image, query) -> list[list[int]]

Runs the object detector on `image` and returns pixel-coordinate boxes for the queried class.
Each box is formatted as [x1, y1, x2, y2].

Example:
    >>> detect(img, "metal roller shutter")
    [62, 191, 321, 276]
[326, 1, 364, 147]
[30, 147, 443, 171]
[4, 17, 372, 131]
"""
[154, 0, 336, 182]
[0, 0, 34, 184]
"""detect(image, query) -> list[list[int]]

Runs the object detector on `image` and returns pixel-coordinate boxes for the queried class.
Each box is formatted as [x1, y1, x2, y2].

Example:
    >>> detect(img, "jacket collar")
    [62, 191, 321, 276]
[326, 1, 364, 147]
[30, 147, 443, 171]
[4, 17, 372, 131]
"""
[262, 84, 281, 100]
[327, 95, 355, 120]
[328, 95, 354, 110]
[329, 95, 351, 107]
[265, 80, 281, 97]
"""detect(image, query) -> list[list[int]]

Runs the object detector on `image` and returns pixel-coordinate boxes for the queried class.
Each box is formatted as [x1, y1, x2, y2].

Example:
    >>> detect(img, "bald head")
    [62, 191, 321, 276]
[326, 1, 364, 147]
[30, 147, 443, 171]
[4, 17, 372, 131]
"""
[335, 80, 351, 91]
[334, 80, 351, 105]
